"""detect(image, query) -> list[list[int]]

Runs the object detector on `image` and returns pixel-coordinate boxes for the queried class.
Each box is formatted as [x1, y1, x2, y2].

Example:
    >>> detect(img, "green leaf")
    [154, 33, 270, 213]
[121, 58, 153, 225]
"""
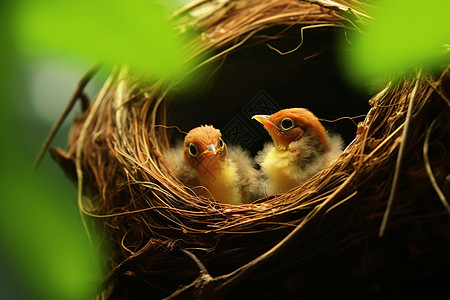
[13, 0, 196, 80]
[341, 0, 450, 87]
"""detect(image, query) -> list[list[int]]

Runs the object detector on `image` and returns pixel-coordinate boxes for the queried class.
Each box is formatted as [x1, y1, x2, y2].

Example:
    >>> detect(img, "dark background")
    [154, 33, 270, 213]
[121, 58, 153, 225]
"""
[167, 26, 372, 154]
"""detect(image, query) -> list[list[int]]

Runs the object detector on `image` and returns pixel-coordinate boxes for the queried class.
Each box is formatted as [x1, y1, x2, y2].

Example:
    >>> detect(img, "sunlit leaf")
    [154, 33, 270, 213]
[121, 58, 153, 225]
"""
[341, 0, 450, 87]
[13, 0, 196, 80]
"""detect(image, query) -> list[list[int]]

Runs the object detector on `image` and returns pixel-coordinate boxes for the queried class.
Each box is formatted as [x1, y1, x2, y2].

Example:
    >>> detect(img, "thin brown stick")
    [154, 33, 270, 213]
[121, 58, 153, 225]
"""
[33, 64, 100, 171]
[424, 76, 450, 109]
[76, 67, 116, 247]
[378, 69, 422, 238]
[180, 248, 209, 274]
[307, 0, 372, 20]
[214, 171, 357, 292]
[423, 118, 450, 215]
[266, 23, 344, 55]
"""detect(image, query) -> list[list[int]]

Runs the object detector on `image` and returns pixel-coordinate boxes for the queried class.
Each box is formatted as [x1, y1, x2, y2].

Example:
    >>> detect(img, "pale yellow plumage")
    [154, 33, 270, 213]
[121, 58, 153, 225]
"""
[164, 125, 261, 204]
[227, 145, 264, 203]
[198, 159, 241, 204]
[256, 134, 343, 195]
[253, 108, 343, 195]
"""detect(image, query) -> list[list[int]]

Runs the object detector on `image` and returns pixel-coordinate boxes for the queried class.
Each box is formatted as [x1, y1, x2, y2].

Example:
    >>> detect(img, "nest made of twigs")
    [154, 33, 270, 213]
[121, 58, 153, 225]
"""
[50, 0, 450, 299]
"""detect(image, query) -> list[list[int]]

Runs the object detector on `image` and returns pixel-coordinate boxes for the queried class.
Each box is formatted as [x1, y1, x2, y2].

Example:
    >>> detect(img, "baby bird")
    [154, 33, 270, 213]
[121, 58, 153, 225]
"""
[253, 108, 343, 195]
[165, 125, 262, 205]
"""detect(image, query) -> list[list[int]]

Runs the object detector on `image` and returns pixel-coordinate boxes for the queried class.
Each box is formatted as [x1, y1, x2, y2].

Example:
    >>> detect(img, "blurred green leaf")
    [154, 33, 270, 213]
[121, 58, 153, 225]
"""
[341, 0, 450, 87]
[2, 1, 203, 298]
[0, 163, 100, 300]
[13, 0, 196, 80]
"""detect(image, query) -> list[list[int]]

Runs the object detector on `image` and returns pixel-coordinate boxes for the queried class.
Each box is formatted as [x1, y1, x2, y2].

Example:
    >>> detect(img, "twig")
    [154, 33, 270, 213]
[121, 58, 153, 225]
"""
[171, 0, 227, 18]
[378, 69, 422, 238]
[33, 64, 100, 171]
[307, 0, 372, 20]
[166, 172, 359, 299]
[423, 118, 450, 215]
[76, 67, 116, 248]
[423, 76, 450, 109]
[212, 171, 358, 292]
[101, 238, 172, 294]
[319, 114, 366, 126]
[184, 28, 262, 78]
[180, 248, 209, 274]
[325, 190, 358, 213]
[267, 23, 343, 55]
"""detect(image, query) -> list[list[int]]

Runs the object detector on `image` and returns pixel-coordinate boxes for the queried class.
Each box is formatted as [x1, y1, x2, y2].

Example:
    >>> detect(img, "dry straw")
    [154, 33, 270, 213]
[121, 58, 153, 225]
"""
[45, 0, 450, 298]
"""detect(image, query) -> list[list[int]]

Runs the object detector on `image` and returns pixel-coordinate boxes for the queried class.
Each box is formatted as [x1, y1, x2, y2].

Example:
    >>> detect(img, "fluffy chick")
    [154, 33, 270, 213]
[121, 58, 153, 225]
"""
[165, 125, 261, 204]
[253, 108, 343, 195]
[227, 145, 264, 203]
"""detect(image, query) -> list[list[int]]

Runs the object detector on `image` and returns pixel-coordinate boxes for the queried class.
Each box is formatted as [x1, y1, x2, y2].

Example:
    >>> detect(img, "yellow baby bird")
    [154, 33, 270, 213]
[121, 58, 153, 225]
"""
[253, 108, 343, 195]
[166, 125, 261, 205]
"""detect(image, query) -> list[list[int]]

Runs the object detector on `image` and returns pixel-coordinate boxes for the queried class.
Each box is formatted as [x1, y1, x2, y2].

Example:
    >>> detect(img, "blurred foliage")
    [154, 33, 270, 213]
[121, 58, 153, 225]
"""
[0, 38, 100, 300]
[1, 0, 195, 299]
[0, 158, 101, 300]
[340, 0, 450, 88]
[13, 0, 199, 81]
[2, 0, 447, 299]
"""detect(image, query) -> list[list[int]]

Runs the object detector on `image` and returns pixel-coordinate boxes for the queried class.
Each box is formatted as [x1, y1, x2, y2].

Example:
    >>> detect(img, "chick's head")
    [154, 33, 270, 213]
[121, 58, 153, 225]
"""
[183, 125, 227, 178]
[253, 108, 328, 150]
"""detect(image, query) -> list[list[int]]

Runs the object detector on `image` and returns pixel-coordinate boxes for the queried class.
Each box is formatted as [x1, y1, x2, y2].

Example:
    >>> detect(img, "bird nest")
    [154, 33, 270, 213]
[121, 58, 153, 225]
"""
[49, 0, 450, 299]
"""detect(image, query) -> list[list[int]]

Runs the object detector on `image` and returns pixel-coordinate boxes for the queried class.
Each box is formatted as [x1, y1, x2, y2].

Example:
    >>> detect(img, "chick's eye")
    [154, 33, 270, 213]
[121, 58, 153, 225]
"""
[281, 118, 294, 130]
[219, 138, 224, 148]
[189, 143, 198, 157]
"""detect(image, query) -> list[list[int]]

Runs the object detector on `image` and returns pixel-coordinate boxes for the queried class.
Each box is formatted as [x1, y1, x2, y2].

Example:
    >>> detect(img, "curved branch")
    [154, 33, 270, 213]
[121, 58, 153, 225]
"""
[33, 64, 100, 171]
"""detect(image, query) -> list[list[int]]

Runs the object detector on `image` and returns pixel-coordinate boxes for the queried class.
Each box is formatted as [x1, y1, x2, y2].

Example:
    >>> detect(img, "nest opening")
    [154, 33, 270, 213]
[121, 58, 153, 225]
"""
[168, 25, 369, 152]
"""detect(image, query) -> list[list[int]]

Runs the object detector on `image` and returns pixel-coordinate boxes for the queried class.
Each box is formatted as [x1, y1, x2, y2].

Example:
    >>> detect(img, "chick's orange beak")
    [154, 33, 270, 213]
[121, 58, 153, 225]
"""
[252, 115, 275, 129]
[252, 114, 289, 148]
[201, 144, 216, 156]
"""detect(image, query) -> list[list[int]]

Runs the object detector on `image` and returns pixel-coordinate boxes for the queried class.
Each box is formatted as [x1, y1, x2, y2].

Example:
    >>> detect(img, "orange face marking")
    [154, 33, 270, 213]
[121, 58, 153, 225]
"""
[183, 125, 227, 178]
[253, 108, 328, 150]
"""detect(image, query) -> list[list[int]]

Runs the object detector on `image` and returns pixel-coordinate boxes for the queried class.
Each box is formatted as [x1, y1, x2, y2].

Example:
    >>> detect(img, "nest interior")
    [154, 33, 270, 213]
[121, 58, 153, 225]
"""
[50, 0, 450, 299]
